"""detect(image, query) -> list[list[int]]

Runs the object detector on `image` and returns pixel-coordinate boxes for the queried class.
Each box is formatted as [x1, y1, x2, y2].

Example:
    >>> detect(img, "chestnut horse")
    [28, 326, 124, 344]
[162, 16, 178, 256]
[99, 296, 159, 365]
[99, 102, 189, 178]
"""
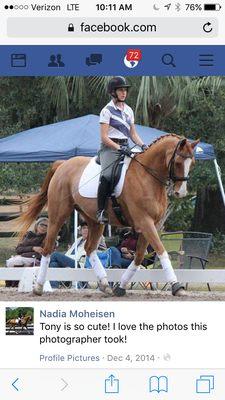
[6, 315, 32, 334]
[17, 134, 199, 297]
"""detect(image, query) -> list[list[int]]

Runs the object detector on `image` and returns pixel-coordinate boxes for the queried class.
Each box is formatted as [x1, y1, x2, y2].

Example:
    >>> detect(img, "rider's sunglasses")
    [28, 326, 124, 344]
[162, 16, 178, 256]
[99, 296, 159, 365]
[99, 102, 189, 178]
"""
[39, 223, 48, 228]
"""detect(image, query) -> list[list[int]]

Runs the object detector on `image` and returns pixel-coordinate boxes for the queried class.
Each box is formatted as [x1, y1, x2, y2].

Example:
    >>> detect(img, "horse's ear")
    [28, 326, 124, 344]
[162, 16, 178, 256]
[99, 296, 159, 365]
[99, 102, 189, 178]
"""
[179, 138, 187, 149]
[191, 139, 200, 149]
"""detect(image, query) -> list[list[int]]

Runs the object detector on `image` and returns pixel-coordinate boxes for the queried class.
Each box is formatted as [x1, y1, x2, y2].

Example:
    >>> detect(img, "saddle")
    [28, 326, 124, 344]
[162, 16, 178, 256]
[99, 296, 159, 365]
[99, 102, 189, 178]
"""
[78, 156, 132, 224]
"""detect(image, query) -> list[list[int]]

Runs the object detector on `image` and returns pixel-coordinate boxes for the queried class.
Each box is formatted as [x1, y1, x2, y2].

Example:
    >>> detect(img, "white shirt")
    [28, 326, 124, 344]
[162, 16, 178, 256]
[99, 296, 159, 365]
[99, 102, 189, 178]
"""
[100, 100, 134, 139]
[65, 236, 107, 262]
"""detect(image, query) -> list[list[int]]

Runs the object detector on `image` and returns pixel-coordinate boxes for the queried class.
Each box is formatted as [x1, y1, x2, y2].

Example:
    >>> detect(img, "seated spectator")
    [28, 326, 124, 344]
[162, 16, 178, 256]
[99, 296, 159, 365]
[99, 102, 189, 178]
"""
[49, 221, 122, 289]
[6, 217, 48, 268]
[5, 217, 48, 287]
[118, 229, 138, 268]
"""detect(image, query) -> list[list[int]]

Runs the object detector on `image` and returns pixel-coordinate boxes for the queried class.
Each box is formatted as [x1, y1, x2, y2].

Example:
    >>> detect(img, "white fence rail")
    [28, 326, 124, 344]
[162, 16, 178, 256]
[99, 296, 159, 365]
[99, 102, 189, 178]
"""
[1, 268, 225, 283]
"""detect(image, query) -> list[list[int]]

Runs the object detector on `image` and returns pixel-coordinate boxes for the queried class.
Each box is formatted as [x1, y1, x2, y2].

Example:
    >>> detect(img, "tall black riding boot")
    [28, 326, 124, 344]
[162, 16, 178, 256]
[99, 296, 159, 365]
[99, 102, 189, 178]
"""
[96, 176, 110, 224]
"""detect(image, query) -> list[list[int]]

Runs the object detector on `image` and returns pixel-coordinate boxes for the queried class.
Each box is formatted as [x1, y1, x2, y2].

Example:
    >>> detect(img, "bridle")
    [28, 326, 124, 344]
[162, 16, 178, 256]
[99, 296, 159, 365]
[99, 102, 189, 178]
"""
[168, 139, 194, 183]
[133, 139, 194, 187]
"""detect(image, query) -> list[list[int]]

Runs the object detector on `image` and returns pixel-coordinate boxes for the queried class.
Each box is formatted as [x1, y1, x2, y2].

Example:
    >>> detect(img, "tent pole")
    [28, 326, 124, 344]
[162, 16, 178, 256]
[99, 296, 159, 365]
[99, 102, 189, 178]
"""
[214, 159, 225, 207]
[108, 224, 112, 237]
[72, 210, 78, 290]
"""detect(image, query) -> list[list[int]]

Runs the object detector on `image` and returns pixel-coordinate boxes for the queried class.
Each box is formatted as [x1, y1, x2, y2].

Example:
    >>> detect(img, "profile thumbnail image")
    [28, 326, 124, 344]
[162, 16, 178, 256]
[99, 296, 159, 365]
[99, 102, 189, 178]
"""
[0, 76, 224, 302]
[5, 307, 34, 335]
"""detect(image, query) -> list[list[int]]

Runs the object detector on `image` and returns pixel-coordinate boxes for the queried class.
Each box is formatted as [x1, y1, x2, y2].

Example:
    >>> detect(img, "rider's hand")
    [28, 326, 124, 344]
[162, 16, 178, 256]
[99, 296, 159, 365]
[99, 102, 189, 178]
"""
[33, 246, 43, 254]
[119, 146, 133, 157]
[141, 144, 148, 151]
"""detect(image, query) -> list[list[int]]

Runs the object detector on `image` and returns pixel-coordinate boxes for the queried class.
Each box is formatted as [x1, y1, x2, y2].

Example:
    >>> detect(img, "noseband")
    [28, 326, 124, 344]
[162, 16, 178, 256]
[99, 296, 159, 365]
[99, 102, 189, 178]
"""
[168, 139, 193, 183]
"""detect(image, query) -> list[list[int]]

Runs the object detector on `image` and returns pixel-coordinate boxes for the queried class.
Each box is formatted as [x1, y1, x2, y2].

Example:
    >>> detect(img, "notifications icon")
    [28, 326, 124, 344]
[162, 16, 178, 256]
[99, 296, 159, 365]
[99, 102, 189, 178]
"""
[124, 49, 142, 68]
[162, 53, 176, 67]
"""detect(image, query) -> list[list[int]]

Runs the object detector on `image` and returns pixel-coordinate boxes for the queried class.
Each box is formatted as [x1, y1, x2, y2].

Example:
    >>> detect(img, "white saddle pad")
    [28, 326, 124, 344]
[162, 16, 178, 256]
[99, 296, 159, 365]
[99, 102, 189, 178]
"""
[79, 156, 131, 198]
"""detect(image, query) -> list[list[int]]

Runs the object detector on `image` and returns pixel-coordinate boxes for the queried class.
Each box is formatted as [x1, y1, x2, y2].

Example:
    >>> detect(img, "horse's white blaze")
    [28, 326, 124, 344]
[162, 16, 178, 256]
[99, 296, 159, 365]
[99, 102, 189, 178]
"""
[37, 255, 50, 285]
[177, 158, 192, 197]
[89, 250, 107, 281]
[158, 251, 177, 283]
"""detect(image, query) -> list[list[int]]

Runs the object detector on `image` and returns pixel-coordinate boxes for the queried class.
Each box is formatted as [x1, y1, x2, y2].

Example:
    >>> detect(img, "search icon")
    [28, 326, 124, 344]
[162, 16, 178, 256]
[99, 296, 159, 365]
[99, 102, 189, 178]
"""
[162, 53, 176, 67]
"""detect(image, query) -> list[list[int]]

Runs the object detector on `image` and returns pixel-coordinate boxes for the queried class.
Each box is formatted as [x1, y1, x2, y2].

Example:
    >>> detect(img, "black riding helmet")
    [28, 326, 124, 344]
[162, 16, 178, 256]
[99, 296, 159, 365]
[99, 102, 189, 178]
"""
[108, 76, 131, 100]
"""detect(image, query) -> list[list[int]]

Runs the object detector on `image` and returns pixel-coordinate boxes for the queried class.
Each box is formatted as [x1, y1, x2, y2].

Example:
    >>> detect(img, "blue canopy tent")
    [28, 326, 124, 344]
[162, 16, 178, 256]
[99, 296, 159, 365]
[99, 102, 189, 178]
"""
[0, 114, 224, 204]
[0, 114, 216, 162]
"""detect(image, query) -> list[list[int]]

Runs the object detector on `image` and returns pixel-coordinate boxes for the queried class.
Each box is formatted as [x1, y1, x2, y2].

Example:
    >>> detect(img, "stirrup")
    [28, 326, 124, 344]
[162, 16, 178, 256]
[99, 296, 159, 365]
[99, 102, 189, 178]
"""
[96, 210, 108, 224]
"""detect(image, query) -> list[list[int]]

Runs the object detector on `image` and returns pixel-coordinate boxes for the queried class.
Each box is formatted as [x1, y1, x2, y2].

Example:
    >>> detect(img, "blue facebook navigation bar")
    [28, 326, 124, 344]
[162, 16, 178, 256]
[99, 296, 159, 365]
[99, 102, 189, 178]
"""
[0, 45, 224, 76]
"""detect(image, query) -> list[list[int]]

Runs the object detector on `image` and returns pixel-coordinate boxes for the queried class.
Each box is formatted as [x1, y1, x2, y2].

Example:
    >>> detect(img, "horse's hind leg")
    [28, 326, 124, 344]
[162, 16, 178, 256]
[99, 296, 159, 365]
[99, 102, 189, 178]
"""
[34, 198, 74, 296]
[114, 233, 148, 297]
[84, 219, 112, 295]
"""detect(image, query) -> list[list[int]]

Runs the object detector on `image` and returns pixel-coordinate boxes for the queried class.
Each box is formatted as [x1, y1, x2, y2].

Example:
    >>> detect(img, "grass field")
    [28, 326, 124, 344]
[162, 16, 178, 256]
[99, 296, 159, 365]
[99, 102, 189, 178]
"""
[0, 237, 224, 268]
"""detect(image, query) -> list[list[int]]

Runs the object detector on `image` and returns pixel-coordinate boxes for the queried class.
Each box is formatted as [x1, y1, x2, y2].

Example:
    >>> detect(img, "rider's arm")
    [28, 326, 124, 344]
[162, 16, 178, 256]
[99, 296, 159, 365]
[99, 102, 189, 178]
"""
[100, 123, 120, 150]
[130, 123, 144, 147]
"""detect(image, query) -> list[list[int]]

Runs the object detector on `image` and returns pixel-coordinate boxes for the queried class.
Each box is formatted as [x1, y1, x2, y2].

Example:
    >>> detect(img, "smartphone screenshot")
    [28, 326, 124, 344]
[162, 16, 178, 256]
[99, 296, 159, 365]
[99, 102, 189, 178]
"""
[0, 1, 225, 399]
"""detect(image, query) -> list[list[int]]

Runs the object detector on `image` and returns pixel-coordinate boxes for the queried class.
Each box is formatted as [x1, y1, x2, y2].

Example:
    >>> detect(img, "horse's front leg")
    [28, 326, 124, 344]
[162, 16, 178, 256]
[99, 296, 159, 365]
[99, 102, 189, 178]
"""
[114, 233, 148, 297]
[115, 216, 185, 297]
[140, 217, 185, 296]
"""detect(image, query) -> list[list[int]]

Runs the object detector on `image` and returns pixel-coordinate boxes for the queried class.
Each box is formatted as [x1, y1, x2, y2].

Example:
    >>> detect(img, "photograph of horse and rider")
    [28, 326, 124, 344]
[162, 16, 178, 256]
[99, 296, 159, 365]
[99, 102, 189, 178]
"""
[5, 307, 34, 335]
[0, 76, 224, 301]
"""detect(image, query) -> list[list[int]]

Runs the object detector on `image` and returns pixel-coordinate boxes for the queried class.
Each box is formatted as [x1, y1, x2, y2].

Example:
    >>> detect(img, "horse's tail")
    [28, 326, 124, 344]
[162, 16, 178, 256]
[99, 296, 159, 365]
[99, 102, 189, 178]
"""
[15, 160, 65, 240]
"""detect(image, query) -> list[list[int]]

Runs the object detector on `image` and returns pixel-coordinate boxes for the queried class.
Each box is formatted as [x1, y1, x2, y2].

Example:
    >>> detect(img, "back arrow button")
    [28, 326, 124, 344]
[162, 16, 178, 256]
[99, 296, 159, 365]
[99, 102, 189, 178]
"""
[12, 378, 19, 391]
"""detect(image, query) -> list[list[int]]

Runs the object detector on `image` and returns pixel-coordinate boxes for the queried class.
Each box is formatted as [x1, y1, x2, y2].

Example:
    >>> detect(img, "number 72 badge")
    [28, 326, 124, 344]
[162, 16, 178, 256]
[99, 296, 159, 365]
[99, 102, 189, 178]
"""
[124, 49, 142, 68]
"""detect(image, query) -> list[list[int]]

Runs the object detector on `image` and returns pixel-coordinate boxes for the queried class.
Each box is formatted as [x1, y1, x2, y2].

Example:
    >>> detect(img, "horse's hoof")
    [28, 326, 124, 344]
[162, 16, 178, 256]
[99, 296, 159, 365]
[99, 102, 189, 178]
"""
[33, 283, 43, 296]
[98, 278, 113, 296]
[172, 282, 186, 296]
[113, 284, 126, 297]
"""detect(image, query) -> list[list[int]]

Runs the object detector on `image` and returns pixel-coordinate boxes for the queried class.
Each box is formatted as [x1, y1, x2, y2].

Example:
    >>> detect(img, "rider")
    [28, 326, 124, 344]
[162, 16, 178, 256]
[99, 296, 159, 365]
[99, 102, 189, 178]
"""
[17, 311, 24, 325]
[96, 76, 148, 224]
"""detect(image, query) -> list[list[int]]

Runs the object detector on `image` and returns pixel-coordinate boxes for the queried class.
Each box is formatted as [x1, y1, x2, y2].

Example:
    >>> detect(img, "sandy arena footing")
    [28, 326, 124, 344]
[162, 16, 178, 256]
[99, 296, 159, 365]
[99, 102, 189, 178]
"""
[0, 288, 225, 301]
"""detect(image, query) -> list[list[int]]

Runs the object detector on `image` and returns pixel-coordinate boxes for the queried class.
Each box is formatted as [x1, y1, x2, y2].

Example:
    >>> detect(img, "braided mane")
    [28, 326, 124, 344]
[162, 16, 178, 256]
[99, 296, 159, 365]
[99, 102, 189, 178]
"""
[148, 133, 183, 149]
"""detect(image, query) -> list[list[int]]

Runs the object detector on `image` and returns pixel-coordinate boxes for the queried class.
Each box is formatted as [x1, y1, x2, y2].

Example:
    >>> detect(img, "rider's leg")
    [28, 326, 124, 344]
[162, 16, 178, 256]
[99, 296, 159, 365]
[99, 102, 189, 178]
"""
[96, 176, 111, 224]
[96, 144, 121, 224]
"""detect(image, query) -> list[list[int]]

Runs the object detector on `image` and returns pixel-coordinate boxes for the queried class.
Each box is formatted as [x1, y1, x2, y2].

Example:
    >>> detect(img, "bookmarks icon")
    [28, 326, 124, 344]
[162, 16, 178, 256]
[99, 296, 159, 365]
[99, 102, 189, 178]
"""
[149, 375, 168, 393]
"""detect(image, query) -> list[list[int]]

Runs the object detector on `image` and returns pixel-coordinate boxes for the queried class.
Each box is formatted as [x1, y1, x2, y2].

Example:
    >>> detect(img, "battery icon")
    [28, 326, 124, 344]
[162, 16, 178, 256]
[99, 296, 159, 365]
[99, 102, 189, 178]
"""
[204, 4, 221, 10]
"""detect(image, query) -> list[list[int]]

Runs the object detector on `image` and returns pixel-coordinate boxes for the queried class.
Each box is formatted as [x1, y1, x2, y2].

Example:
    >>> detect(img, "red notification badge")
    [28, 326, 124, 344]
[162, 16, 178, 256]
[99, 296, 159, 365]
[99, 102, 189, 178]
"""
[126, 49, 142, 61]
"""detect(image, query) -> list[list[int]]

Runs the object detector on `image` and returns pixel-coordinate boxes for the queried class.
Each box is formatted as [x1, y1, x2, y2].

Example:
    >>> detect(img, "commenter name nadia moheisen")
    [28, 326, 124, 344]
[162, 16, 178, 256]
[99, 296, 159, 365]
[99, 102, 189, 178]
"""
[40, 309, 115, 318]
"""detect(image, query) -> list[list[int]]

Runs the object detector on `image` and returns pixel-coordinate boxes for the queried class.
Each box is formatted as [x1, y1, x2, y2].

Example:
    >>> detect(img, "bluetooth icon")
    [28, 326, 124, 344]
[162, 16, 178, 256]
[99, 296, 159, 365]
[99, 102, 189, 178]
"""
[175, 3, 181, 11]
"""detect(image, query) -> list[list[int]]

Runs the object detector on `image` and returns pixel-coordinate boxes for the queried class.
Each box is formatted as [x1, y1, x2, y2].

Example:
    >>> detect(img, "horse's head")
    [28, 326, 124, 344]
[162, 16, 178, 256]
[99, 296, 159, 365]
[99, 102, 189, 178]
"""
[166, 138, 200, 198]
